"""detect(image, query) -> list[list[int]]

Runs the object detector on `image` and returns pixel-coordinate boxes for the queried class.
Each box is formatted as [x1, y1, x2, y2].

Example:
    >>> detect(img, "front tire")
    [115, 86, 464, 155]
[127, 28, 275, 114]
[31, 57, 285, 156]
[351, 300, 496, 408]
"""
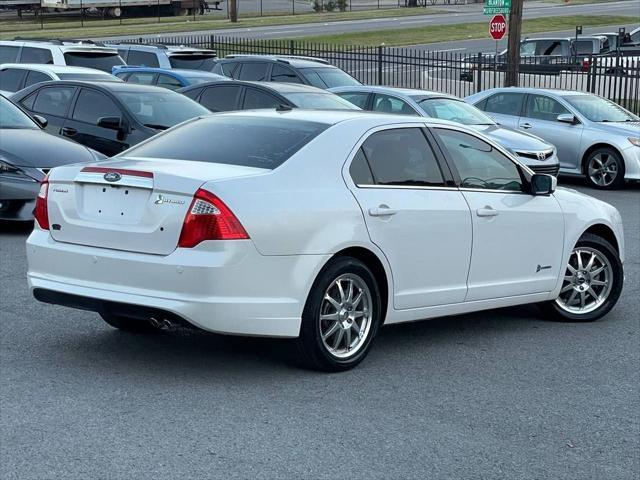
[297, 257, 382, 372]
[585, 147, 625, 190]
[100, 313, 159, 333]
[539, 233, 623, 322]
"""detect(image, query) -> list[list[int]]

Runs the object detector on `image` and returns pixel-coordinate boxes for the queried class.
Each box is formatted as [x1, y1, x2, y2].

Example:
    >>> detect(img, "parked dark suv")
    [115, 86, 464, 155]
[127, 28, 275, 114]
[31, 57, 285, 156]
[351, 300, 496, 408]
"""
[212, 55, 362, 89]
[10, 80, 209, 156]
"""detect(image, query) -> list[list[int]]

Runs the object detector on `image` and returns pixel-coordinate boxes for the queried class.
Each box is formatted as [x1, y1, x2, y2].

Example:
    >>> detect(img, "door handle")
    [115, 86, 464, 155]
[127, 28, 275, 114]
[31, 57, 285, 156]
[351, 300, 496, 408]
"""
[369, 206, 398, 217]
[520, 123, 533, 129]
[61, 127, 77, 136]
[476, 206, 499, 217]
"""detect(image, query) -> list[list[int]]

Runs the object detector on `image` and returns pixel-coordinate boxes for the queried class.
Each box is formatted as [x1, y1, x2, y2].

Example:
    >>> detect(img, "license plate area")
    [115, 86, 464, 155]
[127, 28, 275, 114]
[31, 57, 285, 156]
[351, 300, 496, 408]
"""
[77, 184, 150, 223]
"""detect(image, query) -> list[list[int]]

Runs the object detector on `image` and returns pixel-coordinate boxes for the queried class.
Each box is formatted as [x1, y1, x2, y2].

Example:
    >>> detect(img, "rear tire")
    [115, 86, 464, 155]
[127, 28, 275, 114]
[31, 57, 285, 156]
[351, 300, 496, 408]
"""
[539, 233, 623, 322]
[297, 257, 382, 372]
[584, 147, 625, 190]
[100, 313, 159, 333]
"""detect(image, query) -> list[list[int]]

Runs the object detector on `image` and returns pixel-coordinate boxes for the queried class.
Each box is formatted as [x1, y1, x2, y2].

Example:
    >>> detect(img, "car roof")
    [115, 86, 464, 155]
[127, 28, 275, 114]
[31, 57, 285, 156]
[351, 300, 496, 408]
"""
[0, 39, 119, 53]
[23, 80, 177, 93]
[107, 43, 215, 54]
[113, 66, 222, 77]
[0, 63, 111, 75]
[330, 85, 458, 99]
[478, 87, 592, 97]
[180, 80, 327, 93]
[220, 55, 334, 68]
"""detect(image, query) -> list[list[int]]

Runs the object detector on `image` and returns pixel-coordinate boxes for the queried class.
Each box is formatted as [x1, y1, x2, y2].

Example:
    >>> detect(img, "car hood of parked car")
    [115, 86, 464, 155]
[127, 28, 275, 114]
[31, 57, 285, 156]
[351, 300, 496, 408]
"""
[596, 120, 640, 137]
[0, 129, 104, 168]
[469, 124, 553, 153]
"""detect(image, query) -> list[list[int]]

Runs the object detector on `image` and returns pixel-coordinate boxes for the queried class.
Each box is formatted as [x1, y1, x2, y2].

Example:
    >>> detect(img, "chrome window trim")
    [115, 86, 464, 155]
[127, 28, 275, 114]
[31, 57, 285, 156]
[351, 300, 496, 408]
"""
[353, 184, 458, 191]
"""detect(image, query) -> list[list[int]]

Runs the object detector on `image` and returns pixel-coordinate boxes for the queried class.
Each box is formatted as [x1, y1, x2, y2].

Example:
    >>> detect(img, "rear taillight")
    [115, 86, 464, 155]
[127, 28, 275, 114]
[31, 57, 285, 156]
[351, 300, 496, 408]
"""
[34, 176, 49, 230]
[178, 188, 249, 248]
[582, 59, 590, 72]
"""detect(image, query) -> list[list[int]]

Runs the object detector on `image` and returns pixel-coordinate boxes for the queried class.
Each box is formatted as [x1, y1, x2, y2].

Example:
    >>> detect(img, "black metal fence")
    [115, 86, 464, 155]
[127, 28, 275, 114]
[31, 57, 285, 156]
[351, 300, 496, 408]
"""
[116, 34, 640, 113]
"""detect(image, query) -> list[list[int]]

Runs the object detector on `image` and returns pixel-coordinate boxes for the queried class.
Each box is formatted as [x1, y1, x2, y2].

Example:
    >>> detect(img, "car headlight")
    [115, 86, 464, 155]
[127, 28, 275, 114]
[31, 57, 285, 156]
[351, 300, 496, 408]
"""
[628, 137, 640, 147]
[0, 160, 19, 174]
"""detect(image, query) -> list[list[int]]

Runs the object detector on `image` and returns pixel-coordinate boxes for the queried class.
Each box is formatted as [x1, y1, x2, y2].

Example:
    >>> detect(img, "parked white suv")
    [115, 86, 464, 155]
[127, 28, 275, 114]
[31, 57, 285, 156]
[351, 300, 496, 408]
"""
[0, 64, 120, 96]
[108, 43, 217, 71]
[0, 40, 125, 73]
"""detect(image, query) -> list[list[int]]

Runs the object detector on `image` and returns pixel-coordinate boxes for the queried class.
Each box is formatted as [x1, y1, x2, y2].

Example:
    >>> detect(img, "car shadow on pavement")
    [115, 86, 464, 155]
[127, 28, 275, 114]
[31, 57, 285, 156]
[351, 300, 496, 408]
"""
[0, 220, 34, 235]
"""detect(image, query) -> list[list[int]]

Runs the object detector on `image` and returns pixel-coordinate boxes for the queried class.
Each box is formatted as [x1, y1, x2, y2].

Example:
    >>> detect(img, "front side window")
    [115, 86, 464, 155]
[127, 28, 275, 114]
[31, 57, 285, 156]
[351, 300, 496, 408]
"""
[0, 68, 26, 92]
[200, 85, 241, 112]
[271, 64, 302, 83]
[31, 86, 75, 117]
[482, 92, 524, 116]
[20, 47, 53, 64]
[435, 128, 523, 192]
[336, 91, 369, 109]
[237, 62, 269, 81]
[372, 94, 417, 115]
[524, 94, 570, 121]
[72, 89, 121, 125]
[361, 128, 444, 187]
[124, 116, 328, 169]
[126, 50, 160, 68]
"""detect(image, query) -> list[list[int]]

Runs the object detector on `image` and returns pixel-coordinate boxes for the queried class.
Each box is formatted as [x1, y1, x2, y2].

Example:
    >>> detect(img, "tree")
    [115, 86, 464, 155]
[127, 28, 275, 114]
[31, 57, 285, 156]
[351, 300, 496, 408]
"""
[229, 0, 238, 22]
[505, 0, 524, 87]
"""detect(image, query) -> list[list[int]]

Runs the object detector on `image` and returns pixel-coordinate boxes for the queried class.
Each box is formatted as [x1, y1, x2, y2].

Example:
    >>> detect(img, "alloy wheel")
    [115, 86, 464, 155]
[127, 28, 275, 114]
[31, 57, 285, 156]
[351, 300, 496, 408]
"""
[587, 153, 619, 187]
[319, 273, 373, 359]
[555, 247, 613, 315]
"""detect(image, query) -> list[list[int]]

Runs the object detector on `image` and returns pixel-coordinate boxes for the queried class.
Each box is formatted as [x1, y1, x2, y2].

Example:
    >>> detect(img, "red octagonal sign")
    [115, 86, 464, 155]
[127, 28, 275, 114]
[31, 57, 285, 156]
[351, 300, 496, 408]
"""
[489, 14, 507, 41]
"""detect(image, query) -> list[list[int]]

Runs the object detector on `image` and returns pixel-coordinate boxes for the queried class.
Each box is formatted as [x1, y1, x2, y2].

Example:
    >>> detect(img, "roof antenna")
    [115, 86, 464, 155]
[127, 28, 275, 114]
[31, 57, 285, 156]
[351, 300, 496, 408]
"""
[275, 104, 293, 112]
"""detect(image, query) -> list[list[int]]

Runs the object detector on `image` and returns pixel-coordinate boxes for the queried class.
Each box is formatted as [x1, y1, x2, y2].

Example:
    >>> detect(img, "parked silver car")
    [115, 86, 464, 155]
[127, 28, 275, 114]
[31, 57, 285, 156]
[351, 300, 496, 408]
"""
[467, 88, 640, 189]
[331, 86, 560, 176]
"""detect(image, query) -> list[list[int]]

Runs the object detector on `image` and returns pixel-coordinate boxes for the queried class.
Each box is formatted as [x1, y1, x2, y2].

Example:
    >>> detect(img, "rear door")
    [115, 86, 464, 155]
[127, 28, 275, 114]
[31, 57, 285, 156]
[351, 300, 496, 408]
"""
[518, 93, 583, 170]
[22, 85, 76, 135]
[64, 87, 130, 156]
[345, 126, 472, 309]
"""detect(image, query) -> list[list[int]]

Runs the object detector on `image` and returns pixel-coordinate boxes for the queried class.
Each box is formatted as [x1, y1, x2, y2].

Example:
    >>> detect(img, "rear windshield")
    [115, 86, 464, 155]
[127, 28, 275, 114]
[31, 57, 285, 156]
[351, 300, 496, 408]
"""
[169, 55, 217, 71]
[299, 67, 361, 89]
[114, 90, 210, 129]
[63, 52, 125, 72]
[57, 72, 120, 81]
[125, 116, 328, 169]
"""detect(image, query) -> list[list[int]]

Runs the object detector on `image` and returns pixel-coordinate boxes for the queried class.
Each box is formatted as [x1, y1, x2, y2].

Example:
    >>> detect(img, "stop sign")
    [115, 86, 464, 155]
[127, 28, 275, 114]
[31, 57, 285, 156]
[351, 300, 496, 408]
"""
[489, 14, 507, 41]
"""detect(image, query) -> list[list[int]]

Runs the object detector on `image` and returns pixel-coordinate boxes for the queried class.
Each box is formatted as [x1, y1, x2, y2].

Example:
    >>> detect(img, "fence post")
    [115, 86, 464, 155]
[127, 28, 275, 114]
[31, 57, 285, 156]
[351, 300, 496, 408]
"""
[589, 56, 597, 94]
[476, 52, 483, 92]
[586, 54, 593, 93]
[290, 40, 295, 55]
[210, 34, 215, 53]
[377, 45, 384, 85]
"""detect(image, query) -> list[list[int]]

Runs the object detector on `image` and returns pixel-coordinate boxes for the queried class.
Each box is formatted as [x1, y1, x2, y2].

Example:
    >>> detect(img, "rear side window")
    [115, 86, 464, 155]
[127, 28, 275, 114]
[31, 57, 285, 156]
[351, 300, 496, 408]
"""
[125, 116, 328, 169]
[24, 70, 51, 88]
[574, 40, 595, 55]
[372, 93, 417, 115]
[127, 50, 160, 68]
[157, 74, 183, 91]
[20, 47, 53, 64]
[535, 40, 565, 56]
[242, 88, 281, 109]
[361, 128, 444, 187]
[200, 85, 241, 112]
[0, 68, 26, 92]
[482, 92, 524, 116]
[336, 91, 369, 109]
[0, 45, 20, 63]
[181, 87, 203, 100]
[72, 89, 121, 124]
[237, 62, 269, 81]
[126, 72, 156, 85]
[31, 86, 75, 117]
[349, 149, 374, 186]
[63, 52, 124, 72]
[271, 64, 302, 83]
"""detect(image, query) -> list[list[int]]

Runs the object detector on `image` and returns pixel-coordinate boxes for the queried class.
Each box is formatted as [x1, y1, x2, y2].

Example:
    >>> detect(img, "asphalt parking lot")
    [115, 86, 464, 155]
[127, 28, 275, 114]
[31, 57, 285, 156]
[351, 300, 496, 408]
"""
[1, 179, 638, 480]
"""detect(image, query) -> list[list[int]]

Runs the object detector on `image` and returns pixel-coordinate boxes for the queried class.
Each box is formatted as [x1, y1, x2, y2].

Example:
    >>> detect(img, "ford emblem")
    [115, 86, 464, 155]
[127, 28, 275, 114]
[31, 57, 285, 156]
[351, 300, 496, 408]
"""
[103, 172, 122, 182]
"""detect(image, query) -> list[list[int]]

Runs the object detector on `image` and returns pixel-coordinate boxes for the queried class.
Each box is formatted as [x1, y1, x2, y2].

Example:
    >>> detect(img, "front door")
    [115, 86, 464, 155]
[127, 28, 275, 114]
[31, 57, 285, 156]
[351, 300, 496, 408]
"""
[432, 126, 564, 301]
[346, 126, 472, 309]
[518, 94, 584, 171]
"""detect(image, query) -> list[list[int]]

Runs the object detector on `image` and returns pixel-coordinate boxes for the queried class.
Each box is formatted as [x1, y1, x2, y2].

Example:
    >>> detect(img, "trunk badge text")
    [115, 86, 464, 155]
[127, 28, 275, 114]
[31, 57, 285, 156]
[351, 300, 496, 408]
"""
[103, 172, 122, 182]
[155, 194, 185, 206]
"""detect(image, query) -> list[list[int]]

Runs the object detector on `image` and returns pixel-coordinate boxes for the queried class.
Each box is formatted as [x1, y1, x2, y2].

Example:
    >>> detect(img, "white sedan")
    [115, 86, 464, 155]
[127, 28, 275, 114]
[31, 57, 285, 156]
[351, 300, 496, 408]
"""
[27, 110, 625, 371]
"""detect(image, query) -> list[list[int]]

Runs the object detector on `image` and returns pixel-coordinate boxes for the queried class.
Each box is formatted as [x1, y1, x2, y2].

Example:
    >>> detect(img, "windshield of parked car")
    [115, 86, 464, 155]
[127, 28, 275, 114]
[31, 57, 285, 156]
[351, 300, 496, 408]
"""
[114, 90, 210, 129]
[0, 96, 38, 129]
[284, 92, 360, 110]
[57, 72, 120, 82]
[563, 95, 638, 122]
[417, 97, 496, 125]
[63, 52, 125, 73]
[168, 55, 217, 71]
[299, 67, 361, 89]
[124, 116, 328, 169]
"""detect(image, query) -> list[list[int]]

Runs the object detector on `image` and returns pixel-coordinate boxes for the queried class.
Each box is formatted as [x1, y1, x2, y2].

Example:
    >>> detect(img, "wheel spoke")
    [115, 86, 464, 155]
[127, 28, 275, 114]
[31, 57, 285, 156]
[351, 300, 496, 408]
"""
[580, 291, 586, 309]
[336, 280, 346, 303]
[332, 328, 344, 350]
[590, 265, 605, 276]
[567, 290, 578, 306]
[567, 264, 577, 275]
[351, 321, 361, 335]
[344, 328, 351, 350]
[352, 310, 365, 319]
[585, 252, 596, 271]
[322, 322, 340, 340]
[587, 287, 600, 302]
[346, 280, 354, 303]
[560, 284, 574, 294]
[576, 251, 584, 270]
[351, 290, 364, 308]
[591, 279, 607, 286]
[321, 313, 339, 322]
[324, 294, 341, 311]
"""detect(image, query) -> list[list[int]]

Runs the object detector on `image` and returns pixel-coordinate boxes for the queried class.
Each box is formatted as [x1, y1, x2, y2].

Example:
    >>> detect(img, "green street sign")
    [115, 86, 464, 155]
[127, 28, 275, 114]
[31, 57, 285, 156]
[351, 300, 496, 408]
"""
[484, 0, 511, 15]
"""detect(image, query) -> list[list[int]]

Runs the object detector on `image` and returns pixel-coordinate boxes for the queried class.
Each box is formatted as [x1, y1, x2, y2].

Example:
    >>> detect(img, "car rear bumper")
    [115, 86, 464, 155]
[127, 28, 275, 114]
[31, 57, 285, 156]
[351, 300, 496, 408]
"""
[27, 229, 329, 337]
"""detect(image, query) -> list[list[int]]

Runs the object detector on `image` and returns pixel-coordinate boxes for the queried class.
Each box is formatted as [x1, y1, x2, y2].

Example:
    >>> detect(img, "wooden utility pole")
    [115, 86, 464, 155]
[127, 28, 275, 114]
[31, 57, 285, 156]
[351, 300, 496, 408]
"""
[229, 0, 238, 22]
[505, 0, 523, 87]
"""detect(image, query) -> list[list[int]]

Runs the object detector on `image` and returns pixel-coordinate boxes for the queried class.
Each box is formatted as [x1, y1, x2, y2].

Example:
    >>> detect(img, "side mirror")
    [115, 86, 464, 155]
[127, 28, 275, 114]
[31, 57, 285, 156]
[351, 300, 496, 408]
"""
[557, 113, 577, 124]
[97, 116, 123, 131]
[531, 173, 557, 195]
[33, 114, 48, 128]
